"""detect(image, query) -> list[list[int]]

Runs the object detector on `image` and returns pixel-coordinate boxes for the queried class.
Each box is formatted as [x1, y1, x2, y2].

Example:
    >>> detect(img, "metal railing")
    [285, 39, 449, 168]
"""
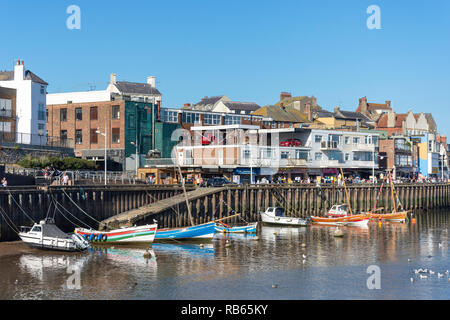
[0, 132, 74, 149]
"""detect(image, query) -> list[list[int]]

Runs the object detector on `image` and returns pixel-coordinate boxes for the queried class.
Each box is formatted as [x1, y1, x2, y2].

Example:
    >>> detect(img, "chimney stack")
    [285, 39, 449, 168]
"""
[280, 91, 292, 102]
[14, 59, 25, 81]
[147, 76, 156, 87]
[110, 73, 117, 84]
[184, 103, 191, 108]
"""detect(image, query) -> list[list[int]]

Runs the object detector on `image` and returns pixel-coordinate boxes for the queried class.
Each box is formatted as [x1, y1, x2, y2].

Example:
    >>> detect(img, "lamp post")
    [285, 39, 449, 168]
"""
[96, 117, 107, 186]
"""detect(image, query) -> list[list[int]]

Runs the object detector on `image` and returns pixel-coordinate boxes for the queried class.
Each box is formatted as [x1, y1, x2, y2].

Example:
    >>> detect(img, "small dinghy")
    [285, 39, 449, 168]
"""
[215, 221, 258, 233]
[75, 223, 158, 245]
[19, 218, 90, 252]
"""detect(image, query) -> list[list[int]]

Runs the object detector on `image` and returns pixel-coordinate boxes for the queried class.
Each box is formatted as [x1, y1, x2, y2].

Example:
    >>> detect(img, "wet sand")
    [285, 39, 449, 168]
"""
[0, 241, 37, 259]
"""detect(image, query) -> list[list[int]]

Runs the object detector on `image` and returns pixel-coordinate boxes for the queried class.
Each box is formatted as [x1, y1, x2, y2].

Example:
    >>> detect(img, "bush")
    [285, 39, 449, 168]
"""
[18, 156, 98, 171]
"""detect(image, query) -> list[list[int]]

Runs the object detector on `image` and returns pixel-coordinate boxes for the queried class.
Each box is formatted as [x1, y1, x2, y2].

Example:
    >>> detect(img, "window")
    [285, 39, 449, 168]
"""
[281, 151, 289, 159]
[344, 136, 350, 144]
[295, 150, 309, 160]
[345, 153, 350, 161]
[60, 108, 67, 122]
[112, 128, 120, 144]
[204, 113, 221, 125]
[182, 112, 200, 124]
[75, 129, 83, 144]
[0, 98, 12, 116]
[372, 136, 379, 147]
[112, 105, 120, 119]
[353, 137, 360, 145]
[243, 149, 251, 159]
[90, 129, 98, 144]
[60, 130, 67, 141]
[90, 107, 98, 120]
[0, 122, 11, 132]
[75, 108, 83, 121]
[40, 86, 45, 95]
[37, 103, 46, 121]
[314, 152, 322, 161]
[315, 135, 322, 143]
[225, 115, 241, 125]
[31, 226, 42, 233]
[38, 123, 45, 136]
[161, 109, 179, 123]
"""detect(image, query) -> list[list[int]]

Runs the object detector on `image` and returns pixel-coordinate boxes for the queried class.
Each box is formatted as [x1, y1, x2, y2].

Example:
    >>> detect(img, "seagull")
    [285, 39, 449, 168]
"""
[438, 273, 443, 278]
[429, 270, 435, 275]
[302, 254, 307, 259]
[419, 274, 428, 279]
[410, 277, 414, 282]
[438, 243, 442, 248]
[445, 270, 449, 275]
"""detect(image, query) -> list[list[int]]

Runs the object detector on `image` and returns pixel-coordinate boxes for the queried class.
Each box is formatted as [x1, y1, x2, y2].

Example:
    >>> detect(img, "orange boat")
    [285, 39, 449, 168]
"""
[368, 170, 409, 223]
[310, 213, 370, 226]
[369, 211, 408, 223]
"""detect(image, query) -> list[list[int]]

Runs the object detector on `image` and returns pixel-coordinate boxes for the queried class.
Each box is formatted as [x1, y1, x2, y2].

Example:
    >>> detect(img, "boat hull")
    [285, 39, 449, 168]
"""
[370, 211, 407, 222]
[310, 214, 370, 226]
[155, 222, 216, 241]
[19, 233, 86, 252]
[260, 212, 308, 226]
[75, 224, 157, 244]
[215, 222, 258, 233]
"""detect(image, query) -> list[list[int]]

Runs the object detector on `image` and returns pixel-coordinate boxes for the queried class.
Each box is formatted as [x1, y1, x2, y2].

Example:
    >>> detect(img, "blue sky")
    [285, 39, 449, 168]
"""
[1, 0, 449, 136]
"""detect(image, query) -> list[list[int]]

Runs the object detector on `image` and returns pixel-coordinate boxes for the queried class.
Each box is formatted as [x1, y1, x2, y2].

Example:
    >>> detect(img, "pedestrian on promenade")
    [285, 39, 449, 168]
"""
[62, 173, 69, 186]
[1, 177, 7, 187]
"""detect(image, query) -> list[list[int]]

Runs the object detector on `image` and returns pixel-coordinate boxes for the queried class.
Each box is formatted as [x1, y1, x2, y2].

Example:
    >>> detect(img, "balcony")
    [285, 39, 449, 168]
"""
[353, 144, 376, 152]
[321, 141, 339, 150]
[0, 109, 12, 118]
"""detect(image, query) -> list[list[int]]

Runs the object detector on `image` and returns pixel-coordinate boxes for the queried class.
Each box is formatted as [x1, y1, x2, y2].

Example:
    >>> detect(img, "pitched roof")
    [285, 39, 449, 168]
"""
[252, 105, 310, 123]
[114, 81, 161, 95]
[376, 113, 407, 128]
[336, 110, 371, 121]
[222, 101, 260, 112]
[0, 70, 48, 85]
[195, 95, 225, 106]
[274, 95, 308, 107]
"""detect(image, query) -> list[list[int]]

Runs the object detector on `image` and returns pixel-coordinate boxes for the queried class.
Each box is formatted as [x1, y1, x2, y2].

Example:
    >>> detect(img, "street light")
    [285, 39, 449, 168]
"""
[96, 118, 107, 186]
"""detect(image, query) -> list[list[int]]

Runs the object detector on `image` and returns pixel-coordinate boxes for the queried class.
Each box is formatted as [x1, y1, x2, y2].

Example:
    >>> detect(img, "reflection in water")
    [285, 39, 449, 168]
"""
[0, 210, 448, 300]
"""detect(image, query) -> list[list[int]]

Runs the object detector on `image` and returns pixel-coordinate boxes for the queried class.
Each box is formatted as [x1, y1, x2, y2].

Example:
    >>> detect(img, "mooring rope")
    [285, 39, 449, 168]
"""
[61, 188, 101, 224]
[0, 206, 20, 234]
[5, 187, 36, 224]
[49, 192, 94, 229]
[51, 199, 84, 229]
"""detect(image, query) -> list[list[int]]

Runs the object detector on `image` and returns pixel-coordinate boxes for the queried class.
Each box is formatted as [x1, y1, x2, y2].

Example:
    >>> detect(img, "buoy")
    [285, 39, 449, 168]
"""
[301, 243, 306, 247]
[143, 250, 152, 259]
[412, 218, 416, 224]
[334, 228, 344, 237]
[199, 244, 204, 248]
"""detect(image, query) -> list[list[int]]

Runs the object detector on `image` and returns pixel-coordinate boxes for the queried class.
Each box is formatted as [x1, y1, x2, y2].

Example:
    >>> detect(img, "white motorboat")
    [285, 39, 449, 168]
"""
[260, 207, 309, 226]
[19, 218, 90, 252]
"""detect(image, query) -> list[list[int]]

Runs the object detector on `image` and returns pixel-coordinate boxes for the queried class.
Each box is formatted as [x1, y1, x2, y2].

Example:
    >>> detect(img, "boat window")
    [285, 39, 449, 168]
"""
[275, 208, 285, 217]
[31, 226, 42, 232]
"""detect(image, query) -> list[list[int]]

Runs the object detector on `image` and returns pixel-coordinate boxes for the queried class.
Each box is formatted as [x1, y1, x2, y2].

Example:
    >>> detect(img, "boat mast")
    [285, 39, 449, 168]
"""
[388, 169, 397, 214]
[340, 167, 353, 215]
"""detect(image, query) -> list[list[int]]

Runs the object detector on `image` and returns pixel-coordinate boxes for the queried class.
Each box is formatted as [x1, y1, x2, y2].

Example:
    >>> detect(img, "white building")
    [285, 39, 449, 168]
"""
[0, 59, 48, 144]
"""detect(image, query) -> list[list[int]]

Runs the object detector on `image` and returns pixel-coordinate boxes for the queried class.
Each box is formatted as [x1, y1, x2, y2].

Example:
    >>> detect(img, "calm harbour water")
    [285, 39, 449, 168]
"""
[0, 210, 449, 300]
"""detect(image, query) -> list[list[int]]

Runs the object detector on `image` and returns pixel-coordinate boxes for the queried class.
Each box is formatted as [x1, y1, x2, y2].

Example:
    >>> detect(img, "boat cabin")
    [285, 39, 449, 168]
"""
[328, 204, 349, 217]
[265, 207, 285, 217]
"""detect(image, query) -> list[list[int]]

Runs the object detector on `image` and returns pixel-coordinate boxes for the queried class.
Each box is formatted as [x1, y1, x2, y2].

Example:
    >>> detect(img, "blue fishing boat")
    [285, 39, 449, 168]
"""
[215, 221, 258, 234]
[154, 221, 216, 241]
